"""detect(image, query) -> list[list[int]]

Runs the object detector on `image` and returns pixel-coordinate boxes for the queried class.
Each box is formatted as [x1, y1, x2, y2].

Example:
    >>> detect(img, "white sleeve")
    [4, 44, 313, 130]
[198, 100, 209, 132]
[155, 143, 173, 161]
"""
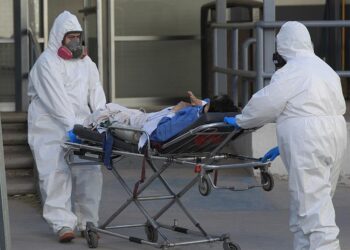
[236, 67, 302, 129]
[30, 59, 76, 131]
[88, 60, 106, 112]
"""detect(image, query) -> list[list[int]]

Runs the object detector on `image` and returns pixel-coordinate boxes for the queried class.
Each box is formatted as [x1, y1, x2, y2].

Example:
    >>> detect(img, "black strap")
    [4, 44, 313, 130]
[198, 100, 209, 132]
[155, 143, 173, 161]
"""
[102, 130, 114, 170]
[132, 149, 148, 197]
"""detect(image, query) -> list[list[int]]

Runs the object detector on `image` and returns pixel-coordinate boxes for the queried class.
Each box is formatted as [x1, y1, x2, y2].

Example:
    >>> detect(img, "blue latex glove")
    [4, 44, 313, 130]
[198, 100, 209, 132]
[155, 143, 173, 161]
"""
[67, 129, 81, 143]
[223, 116, 241, 129]
[261, 146, 280, 163]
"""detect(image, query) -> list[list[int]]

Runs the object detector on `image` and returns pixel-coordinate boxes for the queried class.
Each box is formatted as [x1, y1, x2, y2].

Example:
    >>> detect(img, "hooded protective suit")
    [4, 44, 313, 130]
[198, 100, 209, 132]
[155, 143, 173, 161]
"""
[28, 11, 106, 233]
[236, 21, 347, 250]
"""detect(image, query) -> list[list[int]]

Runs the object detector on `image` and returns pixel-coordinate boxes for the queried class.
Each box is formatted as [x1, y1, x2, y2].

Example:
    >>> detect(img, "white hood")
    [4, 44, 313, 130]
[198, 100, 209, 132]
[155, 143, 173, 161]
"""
[276, 21, 314, 62]
[48, 10, 82, 51]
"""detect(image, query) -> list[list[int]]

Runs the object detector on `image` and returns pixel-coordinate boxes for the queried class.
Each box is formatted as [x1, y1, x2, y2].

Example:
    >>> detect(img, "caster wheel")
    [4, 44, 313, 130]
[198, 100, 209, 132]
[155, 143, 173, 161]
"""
[198, 175, 211, 196]
[261, 172, 274, 191]
[223, 241, 241, 250]
[85, 230, 99, 248]
[145, 223, 158, 242]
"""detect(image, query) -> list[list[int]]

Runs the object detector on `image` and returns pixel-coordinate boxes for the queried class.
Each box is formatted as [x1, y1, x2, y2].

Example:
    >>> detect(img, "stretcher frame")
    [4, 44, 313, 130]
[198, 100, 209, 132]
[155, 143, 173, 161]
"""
[63, 122, 274, 250]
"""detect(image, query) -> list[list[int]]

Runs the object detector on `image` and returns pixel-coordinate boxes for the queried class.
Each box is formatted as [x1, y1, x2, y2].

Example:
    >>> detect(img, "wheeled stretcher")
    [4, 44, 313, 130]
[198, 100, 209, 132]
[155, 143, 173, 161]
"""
[63, 112, 274, 250]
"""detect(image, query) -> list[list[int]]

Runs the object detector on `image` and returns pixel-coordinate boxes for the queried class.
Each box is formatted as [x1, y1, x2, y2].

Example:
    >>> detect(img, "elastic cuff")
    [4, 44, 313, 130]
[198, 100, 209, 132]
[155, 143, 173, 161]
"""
[201, 98, 210, 106]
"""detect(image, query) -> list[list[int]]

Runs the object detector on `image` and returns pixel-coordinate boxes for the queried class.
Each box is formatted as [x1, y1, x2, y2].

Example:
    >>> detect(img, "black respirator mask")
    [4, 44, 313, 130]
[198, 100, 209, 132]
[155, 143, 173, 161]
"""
[66, 40, 84, 58]
[272, 52, 287, 69]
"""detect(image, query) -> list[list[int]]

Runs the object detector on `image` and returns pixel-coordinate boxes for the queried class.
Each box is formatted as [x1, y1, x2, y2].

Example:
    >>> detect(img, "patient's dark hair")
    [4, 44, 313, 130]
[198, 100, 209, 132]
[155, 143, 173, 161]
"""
[207, 94, 240, 112]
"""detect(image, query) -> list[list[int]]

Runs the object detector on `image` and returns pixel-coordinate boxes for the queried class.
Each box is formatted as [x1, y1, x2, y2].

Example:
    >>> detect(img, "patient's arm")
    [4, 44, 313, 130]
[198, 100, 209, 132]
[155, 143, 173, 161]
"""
[171, 91, 209, 113]
[171, 101, 191, 112]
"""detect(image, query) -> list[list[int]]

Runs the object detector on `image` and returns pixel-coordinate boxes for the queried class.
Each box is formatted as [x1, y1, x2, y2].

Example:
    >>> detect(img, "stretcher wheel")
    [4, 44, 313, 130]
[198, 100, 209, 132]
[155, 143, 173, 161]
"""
[261, 172, 274, 191]
[85, 230, 99, 248]
[223, 241, 241, 250]
[145, 223, 158, 242]
[198, 175, 211, 196]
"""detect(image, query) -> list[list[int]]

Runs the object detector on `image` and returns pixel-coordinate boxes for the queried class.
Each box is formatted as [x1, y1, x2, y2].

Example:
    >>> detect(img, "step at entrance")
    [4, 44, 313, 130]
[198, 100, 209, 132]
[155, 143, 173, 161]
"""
[1, 112, 36, 195]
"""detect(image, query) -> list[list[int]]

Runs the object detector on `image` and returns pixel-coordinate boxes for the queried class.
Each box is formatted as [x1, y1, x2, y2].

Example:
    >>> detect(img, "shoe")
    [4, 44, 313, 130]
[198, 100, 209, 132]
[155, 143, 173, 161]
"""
[58, 227, 75, 243]
[80, 230, 100, 239]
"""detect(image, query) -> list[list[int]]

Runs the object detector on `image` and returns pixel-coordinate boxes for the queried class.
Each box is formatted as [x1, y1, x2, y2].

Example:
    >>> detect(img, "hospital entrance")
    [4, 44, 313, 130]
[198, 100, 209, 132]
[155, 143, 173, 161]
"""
[0, 0, 350, 250]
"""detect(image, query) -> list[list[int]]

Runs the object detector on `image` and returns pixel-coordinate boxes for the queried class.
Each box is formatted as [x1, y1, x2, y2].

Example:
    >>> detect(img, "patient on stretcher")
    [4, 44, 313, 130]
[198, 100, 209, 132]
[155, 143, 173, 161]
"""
[83, 91, 238, 149]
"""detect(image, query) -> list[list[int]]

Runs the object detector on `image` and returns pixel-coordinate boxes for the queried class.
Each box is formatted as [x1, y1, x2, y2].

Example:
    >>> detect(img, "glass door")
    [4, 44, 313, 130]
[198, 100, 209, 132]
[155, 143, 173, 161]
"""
[108, 0, 212, 108]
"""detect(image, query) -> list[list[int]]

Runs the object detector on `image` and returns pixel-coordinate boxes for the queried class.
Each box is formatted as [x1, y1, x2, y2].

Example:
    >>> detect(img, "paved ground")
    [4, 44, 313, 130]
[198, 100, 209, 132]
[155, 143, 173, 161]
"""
[8, 158, 350, 250]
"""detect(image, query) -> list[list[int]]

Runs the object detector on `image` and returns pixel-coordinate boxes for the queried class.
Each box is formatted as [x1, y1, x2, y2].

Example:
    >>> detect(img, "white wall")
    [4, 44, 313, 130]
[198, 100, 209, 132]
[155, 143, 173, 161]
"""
[228, 123, 350, 185]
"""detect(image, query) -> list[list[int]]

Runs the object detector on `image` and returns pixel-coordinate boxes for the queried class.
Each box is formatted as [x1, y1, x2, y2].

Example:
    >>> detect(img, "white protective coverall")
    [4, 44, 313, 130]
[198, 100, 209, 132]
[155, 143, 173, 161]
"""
[28, 11, 106, 233]
[236, 21, 347, 250]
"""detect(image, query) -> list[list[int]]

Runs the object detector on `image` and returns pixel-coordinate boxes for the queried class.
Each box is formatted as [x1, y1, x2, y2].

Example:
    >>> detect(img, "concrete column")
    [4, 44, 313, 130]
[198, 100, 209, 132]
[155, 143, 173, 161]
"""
[0, 114, 11, 249]
[213, 0, 227, 95]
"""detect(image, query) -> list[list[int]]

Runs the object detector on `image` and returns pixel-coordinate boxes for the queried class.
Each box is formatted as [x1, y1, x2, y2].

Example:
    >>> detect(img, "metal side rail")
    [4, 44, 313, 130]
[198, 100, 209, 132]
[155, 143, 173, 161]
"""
[171, 154, 274, 195]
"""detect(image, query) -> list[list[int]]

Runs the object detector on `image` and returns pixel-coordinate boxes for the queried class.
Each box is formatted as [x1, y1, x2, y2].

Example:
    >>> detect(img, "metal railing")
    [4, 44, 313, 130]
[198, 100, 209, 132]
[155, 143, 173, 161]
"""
[211, 2, 350, 106]
[27, 28, 42, 70]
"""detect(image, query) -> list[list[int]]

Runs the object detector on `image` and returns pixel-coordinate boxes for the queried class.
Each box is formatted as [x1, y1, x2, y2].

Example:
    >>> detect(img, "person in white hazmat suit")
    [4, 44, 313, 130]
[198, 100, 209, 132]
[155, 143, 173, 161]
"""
[224, 21, 347, 250]
[27, 11, 106, 243]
